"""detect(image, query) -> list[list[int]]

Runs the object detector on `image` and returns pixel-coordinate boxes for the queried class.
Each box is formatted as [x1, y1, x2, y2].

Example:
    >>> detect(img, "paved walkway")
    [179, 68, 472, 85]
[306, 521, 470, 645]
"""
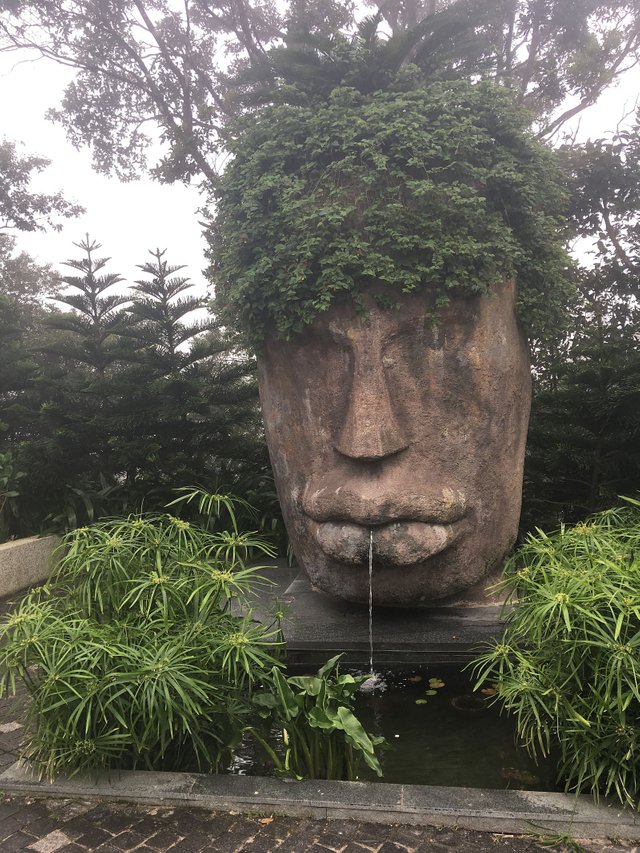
[0, 597, 637, 852]
[0, 793, 631, 853]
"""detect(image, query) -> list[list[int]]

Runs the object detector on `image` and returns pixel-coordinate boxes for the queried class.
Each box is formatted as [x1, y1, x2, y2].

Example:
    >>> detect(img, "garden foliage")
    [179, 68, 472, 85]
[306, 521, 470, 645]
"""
[473, 498, 640, 808]
[251, 657, 387, 780]
[0, 492, 386, 780]
[0, 238, 273, 542]
[212, 78, 572, 345]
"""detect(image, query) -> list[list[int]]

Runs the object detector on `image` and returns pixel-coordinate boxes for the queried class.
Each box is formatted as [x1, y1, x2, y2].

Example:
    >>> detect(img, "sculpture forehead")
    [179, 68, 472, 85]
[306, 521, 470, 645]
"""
[298, 287, 508, 358]
[326, 299, 427, 342]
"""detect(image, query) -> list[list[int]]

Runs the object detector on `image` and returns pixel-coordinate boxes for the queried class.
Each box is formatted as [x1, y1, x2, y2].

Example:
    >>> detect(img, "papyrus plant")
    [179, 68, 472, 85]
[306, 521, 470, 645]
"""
[0, 488, 387, 782]
[473, 497, 640, 808]
[0, 491, 282, 778]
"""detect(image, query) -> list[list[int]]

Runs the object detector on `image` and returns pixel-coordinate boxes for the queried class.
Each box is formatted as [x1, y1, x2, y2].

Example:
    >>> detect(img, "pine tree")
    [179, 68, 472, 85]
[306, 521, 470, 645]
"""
[106, 249, 264, 503]
[523, 275, 640, 531]
[28, 237, 130, 514]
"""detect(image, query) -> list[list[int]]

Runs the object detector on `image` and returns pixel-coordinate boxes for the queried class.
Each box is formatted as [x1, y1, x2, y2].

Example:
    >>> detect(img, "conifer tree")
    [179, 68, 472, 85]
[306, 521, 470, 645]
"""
[45, 236, 128, 373]
[107, 249, 264, 502]
[523, 278, 640, 531]
[27, 238, 130, 513]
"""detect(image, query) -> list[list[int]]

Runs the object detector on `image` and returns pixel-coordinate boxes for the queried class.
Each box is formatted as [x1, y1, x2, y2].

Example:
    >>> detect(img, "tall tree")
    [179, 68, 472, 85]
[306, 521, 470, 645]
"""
[1, 1, 638, 186]
[0, 137, 82, 231]
[45, 236, 129, 374]
[565, 128, 640, 291]
[127, 249, 209, 376]
[0, 239, 63, 537]
[0, 233, 61, 311]
[522, 123, 640, 531]
[32, 238, 129, 497]
[0, 235, 60, 440]
[109, 249, 263, 497]
[523, 275, 640, 531]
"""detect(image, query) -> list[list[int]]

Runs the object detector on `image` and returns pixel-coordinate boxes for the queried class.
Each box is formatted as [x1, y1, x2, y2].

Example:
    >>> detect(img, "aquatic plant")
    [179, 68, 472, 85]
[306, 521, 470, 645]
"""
[251, 655, 387, 780]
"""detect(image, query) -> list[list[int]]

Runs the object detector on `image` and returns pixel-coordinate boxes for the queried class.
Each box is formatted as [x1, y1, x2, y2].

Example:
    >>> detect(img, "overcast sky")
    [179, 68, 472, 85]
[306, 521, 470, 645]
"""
[2, 47, 639, 290]
[1, 53, 206, 290]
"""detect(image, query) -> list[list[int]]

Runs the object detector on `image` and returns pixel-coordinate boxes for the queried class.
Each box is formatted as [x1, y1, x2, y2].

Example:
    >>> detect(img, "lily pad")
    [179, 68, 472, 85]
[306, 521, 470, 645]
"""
[415, 699, 428, 705]
[428, 678, 445, 689]
[425, 689, 438, 696]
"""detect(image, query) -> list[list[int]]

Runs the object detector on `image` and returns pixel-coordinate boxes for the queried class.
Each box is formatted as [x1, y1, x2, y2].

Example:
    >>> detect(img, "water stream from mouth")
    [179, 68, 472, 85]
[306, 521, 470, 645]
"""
[360, 530, 381, 693]
[368, 528, 374, 676]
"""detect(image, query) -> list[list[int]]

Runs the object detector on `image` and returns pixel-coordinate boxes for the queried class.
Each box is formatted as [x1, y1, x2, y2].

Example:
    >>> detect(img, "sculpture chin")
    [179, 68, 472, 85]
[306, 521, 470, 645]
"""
[311, 519, 469, 566]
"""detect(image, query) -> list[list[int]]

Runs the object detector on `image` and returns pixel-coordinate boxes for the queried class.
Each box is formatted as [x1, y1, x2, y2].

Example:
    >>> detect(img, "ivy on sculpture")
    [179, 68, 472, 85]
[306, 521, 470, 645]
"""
[211, 77, 573, 345]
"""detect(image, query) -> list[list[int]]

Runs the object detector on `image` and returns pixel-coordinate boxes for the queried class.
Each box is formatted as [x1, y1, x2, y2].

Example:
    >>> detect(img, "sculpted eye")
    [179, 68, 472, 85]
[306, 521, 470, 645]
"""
[327, 320, 350, 346]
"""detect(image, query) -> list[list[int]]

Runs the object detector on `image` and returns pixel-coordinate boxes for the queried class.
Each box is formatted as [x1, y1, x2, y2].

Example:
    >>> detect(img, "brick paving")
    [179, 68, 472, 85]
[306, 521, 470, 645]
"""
[0, 795, 634, 853]
[0, 597, 637, 852]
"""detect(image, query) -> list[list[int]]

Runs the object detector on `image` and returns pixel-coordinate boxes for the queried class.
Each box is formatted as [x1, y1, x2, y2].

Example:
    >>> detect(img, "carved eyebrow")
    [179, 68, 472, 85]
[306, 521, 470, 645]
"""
[327, 315, 425, 346]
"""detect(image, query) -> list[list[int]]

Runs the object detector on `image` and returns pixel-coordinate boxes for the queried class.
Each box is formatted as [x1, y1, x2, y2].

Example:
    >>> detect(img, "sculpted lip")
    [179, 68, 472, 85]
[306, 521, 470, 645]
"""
[301, 478, 469, 565]
[301, 482, 468, 526]
[309, 518, 470, 566]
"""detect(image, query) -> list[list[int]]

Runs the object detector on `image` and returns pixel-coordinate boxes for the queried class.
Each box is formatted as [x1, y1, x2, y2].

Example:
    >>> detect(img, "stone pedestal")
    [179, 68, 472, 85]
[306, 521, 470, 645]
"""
[279, 569, 508, 669]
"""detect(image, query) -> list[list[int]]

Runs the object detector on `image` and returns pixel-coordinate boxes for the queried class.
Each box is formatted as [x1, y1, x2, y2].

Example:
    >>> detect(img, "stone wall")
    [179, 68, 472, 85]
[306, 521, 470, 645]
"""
[0, 536, 59, 598]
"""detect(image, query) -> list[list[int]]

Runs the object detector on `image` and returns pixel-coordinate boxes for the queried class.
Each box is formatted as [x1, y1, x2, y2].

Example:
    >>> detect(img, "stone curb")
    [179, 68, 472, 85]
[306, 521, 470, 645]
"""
[0, 535, 60, 598]
[1, 761, 638, 840]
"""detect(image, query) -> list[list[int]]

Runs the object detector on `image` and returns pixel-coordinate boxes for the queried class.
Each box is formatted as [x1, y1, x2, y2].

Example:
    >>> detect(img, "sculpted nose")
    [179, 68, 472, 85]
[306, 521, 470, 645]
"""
[334, 348, 408, 461]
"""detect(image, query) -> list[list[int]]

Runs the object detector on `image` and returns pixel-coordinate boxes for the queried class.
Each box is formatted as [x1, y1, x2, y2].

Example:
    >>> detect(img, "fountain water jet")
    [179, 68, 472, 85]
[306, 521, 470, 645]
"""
[360, 530, 385, 692]
[369, 529, 374, 676]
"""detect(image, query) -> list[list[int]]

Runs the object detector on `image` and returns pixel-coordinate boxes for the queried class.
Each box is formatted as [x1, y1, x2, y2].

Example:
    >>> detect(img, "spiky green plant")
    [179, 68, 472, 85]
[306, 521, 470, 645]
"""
[0, 488, 387, 782]
[0, 491, 282, 778]
[472, 497, 640, 808]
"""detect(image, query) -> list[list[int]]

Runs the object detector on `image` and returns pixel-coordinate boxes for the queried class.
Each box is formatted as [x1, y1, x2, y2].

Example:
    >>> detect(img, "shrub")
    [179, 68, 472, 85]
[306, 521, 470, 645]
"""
[472, 498, 640, 808]
[211, 79, 572, 346]
[0, 490, 386, 781]
[0, 498, 280, 777]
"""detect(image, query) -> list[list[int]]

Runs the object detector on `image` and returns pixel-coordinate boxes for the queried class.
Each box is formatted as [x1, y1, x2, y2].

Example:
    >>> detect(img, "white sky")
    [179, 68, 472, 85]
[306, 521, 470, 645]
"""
[1, 54, 207, 290]
[1, 47, 639, 288]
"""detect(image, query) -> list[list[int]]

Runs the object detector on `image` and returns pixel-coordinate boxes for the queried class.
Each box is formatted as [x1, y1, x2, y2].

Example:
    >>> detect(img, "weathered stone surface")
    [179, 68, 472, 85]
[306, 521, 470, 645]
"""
[0, 535, 59, 598]
[257, 283, 531, 606]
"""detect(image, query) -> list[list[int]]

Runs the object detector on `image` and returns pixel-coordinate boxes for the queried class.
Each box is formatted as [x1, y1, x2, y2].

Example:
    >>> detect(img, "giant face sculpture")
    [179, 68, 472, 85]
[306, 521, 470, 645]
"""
[257, 282, 531, 607]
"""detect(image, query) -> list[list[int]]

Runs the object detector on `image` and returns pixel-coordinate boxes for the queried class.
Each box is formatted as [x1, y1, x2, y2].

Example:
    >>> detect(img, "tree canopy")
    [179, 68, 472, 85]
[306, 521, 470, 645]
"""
[1, 1, 638, 187]
[0, 138, 83, 231]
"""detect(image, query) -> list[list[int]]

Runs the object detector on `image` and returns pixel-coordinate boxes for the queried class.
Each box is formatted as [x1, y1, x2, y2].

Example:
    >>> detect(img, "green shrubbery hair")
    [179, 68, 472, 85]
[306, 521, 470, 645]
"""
[210, 75, 573, 345]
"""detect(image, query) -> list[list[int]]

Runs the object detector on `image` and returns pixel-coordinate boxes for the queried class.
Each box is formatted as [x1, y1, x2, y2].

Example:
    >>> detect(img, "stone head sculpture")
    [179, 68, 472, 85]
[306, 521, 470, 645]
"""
[257, 283, 531, 605]
[212, 80, 570, 606]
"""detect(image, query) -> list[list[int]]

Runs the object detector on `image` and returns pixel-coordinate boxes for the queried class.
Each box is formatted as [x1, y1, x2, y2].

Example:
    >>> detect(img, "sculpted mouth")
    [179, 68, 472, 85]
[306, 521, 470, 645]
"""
[309, 518, 470, 566]
[301, 478, 469, 565]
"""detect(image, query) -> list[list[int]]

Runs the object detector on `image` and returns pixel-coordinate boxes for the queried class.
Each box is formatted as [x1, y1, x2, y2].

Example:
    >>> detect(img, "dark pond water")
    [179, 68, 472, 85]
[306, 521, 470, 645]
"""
[351, 667, 556, 790]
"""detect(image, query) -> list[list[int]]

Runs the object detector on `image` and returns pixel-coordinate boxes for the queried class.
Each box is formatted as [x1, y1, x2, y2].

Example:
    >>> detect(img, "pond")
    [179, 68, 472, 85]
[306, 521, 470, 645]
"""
[352, 668, 556, 790]
[230, 666, 556, 791]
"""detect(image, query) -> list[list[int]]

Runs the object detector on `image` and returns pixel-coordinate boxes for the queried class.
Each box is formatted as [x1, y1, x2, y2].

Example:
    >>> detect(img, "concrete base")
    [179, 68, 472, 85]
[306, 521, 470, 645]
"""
[0, 535, 59, 598]
[1, 761, 638, 840]
[279, 569, 507, 667]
